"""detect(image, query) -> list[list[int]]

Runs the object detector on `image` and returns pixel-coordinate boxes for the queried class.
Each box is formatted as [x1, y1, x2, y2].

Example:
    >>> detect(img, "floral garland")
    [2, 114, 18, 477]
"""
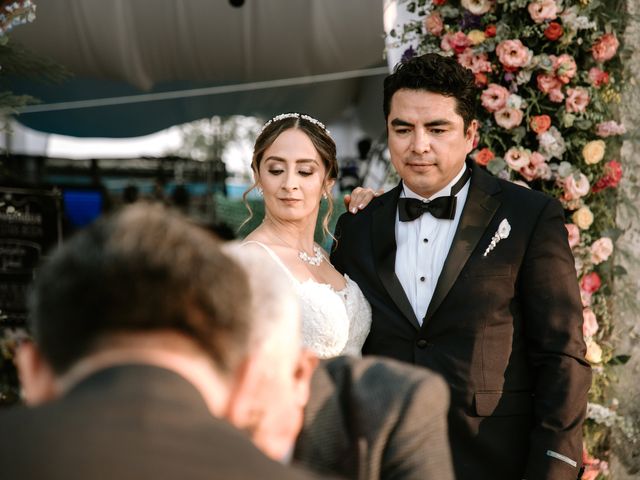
[388, 0, 631, 477]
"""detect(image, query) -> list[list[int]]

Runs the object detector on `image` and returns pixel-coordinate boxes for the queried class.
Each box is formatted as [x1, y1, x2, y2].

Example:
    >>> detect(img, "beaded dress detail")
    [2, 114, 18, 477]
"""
[242, 241, 372, 359]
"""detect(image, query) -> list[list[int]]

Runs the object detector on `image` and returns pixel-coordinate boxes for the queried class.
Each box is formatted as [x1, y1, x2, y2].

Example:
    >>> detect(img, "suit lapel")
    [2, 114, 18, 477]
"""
[372, 184, 420, 330]
[422, 163, 502, 327]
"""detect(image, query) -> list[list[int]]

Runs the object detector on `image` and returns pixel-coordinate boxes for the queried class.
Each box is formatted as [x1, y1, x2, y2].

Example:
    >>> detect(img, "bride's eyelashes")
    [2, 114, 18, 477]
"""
[267, 169, 315, 177]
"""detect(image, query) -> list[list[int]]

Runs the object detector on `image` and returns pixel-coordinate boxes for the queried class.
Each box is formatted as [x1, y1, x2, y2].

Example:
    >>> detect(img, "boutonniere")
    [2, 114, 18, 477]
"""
[483, 219, 511, 257]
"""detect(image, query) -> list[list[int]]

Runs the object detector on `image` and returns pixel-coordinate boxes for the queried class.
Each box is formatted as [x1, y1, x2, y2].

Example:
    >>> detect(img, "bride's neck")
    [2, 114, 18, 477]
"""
[262, 215, 317, 251]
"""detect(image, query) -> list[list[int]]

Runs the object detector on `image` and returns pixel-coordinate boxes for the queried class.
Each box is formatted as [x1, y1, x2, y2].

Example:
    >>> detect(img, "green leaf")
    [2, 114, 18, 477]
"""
[607, 355, 631, 366]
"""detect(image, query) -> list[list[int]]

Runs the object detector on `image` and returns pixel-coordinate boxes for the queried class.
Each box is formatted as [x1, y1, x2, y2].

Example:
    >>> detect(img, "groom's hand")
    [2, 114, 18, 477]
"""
[343, 187, 384, 214]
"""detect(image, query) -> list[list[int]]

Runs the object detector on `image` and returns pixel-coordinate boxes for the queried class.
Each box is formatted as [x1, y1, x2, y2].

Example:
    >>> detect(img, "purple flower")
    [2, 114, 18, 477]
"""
[460, 12, 482, 30]
[401, 46, 416, 63]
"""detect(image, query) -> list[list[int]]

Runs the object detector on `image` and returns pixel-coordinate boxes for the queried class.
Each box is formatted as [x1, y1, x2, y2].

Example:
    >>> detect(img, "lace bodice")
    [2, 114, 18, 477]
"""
[242, 241, 372, 359]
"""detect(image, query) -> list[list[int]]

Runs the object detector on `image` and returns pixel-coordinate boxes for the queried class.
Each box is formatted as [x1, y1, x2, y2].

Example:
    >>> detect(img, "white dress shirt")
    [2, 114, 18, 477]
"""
[395, 164, 470, 325]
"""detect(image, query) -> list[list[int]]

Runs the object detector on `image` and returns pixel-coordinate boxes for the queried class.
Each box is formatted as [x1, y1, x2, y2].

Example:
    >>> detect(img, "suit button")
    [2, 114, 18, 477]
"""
[416, 339, 428, 348]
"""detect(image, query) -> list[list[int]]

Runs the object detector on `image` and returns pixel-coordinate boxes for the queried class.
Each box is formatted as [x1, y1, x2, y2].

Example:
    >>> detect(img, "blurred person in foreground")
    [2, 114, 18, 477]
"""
[294, 355, 455, 480]
[0, 203, 321, 480]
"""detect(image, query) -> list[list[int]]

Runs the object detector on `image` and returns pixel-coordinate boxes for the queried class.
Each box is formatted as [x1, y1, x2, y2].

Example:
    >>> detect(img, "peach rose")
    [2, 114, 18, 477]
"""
[582, 140, 606, 165]
[552, 54, 577, 84]
[592, 33, 620, 63]
[519, 163, 538, 182]
[467, 29, 487, 45]
[565, 87, 590, 113]
[474, 147, 495, 166]
[530, 114, 551, 134]
[582, 308, 599, 338]
[585, 338, 603, 364]
[481, 83, 509, 112]
[565, 223, 580, 249]
[504, 147, 531, 170]
[496, 39, 533, 71]
[425, 12, 444, 36]
[564, 172, 590, 200]
[527, 0, 558, 24]
[461, 0, 494, 15]
[495, 108, 524, 130]
[591, 237, 613, 264]
[572, 206, 594, 230]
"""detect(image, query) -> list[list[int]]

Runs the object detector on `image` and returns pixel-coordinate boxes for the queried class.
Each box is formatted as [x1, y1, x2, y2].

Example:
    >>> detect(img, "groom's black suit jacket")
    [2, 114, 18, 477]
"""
[331, 162, 591, 480]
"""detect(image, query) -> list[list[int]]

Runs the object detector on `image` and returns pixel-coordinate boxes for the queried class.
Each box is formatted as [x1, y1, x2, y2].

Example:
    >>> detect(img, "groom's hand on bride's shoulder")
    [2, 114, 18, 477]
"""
[343, 187, 384, 214]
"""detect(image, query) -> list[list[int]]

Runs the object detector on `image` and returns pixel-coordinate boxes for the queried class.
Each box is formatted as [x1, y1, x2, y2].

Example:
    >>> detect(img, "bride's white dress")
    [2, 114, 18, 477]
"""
[242, 241, 372, 359]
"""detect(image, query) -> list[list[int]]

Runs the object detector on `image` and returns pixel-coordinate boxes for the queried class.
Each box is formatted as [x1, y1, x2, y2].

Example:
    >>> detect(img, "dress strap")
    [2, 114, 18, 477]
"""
[240, 240, 298, 283]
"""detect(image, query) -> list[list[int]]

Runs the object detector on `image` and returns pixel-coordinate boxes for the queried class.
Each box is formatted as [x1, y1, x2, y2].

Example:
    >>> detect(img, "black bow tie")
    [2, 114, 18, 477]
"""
[398, 168, 471, 222]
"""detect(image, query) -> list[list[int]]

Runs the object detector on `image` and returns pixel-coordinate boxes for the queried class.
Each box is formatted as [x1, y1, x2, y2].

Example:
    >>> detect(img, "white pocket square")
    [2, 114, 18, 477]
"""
[483, 218, 511, 257]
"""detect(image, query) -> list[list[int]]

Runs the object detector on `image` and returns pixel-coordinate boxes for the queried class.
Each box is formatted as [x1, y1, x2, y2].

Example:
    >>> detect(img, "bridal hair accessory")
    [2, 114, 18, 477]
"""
[260, 113, 330, 135]
[483, 218, 511, 257]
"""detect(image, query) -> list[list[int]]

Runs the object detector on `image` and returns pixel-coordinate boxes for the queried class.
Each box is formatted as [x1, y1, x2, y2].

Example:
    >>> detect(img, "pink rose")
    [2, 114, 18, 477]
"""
[588, 67, 610, 87]
[504, 147, 530, 170]
[565, 223, 580, 249]
[496, 39, 533, 71]
[582, 308, 599, 338]
[425, 12, 444, 36]
[536, 73, 564, 102]
[494, 108, 524, 130]
[565, 87, 590, 113]
[551, 54, 577, 84]
[580, 289, 592, 307]
[548, 87, 565, 103]
[580, 272, 602, 294]
[441, 32, 471, 54]
[591, 237, 613, 264]
[592, 33, 620, 63]
[530, 151, 547, 166]
[527, 0, 558, 24]
[481, 83, 510, 112]
[596, 120, 626, 137]
[563, 173, 590, 200]
[457, 50, 492, 74]
[519, 163, 538, 182]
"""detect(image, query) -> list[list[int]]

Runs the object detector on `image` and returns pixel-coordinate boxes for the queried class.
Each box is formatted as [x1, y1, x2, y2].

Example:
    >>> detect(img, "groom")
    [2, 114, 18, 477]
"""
[331, 53, 591, 480]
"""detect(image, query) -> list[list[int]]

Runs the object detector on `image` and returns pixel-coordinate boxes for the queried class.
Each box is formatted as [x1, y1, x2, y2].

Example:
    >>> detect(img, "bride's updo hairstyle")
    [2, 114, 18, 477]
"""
[243, 113, 339, 238]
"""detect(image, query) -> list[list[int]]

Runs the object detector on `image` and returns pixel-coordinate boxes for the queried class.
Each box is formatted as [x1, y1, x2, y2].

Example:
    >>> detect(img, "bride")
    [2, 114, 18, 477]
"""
[241, 113, 374, 359]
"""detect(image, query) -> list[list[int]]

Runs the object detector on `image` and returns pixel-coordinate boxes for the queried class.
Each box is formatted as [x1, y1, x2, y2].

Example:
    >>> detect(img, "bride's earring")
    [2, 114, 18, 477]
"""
[257, 187, 263, 196]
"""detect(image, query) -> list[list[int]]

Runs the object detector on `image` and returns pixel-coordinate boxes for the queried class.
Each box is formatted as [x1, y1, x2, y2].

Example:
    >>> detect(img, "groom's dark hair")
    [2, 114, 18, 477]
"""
[383, 53, 477, 130]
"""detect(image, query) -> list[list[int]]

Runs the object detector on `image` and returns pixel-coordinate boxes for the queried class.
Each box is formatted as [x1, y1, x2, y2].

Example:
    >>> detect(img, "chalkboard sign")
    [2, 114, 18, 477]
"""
[0, 186, 62, 325]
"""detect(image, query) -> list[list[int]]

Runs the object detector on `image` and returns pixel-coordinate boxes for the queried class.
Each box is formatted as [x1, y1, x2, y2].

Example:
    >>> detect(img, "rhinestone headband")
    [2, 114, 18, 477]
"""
[260, 113, 330, 135]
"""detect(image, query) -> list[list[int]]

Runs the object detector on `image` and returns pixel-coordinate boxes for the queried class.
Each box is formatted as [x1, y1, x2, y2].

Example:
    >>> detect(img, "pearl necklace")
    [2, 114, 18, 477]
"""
[263, 219, 325, 267]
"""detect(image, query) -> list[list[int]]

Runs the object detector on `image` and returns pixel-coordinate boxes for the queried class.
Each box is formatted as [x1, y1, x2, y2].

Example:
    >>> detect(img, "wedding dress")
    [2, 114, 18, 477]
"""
[242, 241, 372, 359]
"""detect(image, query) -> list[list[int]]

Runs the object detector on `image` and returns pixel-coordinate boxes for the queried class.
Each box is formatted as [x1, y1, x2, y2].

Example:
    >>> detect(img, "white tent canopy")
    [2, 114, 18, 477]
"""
[11, 0, 393, 138]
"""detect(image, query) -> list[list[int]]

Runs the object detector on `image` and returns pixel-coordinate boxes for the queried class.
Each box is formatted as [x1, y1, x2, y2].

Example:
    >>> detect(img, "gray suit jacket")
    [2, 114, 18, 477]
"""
[294, 356, 454, 480]
[0, 364, 321, 480]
